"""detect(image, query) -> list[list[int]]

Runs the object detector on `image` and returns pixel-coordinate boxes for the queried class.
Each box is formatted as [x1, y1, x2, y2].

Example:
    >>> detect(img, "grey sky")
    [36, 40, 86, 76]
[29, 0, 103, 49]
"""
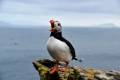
[0, 0, 120, 27]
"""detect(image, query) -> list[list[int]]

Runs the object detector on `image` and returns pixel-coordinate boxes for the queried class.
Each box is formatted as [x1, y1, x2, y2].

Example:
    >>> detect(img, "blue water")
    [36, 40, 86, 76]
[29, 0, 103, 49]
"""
[0, 27, 120, 80]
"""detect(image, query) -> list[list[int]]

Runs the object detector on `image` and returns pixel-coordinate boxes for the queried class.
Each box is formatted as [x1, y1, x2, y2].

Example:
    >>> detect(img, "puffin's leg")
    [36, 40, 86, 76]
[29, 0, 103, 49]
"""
[59, 62, 69, 72]
[65, 62, 69, 67]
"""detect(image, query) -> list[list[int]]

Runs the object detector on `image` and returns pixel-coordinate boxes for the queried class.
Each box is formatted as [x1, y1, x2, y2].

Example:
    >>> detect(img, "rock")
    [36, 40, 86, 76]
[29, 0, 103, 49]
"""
[32, 59, 120, 80]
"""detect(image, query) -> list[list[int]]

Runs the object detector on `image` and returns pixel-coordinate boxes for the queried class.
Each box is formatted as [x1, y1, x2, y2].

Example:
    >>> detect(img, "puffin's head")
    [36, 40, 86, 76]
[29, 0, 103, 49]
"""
[49, 19, 62, 32]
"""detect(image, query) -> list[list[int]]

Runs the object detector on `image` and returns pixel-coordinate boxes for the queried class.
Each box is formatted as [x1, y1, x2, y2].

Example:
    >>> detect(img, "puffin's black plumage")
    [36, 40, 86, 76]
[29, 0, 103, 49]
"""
[50, 32, 76, 60]
[47, 20, 82, 64]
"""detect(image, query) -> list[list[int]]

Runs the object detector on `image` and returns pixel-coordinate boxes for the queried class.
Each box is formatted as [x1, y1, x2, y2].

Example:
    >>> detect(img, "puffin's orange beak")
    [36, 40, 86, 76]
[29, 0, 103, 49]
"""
[49, 28, 55, 32]
[49, 20, 54, 24]
[49, 20, 55, 32]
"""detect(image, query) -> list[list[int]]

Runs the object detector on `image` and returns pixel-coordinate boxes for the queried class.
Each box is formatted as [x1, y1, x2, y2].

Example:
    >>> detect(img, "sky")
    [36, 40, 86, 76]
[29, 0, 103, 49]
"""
[0, 0, 120, 27]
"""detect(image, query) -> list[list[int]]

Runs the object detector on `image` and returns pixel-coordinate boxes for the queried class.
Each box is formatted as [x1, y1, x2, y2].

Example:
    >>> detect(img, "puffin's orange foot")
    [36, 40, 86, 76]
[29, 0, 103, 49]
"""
[50, 66, 58, 74]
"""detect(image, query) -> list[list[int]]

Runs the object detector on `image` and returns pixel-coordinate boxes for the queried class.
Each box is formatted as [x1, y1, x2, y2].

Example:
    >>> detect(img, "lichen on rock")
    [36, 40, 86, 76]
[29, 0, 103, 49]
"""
[32, 59, 120, 80]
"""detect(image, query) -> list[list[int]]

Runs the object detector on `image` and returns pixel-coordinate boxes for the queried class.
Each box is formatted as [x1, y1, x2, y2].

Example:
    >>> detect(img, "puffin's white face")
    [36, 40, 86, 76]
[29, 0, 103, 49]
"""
[49, 20, 62, 32]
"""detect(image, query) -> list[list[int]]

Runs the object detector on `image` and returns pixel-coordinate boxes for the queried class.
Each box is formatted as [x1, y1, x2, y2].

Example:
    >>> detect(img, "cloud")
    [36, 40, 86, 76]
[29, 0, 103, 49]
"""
[0, 0, 3, 8]
[49, 0, 120, 14]
[1, 12, 120, 27]
[1, 0, 120, 14]
[0, 1, 47, 14]
[0, 0, 120, 27]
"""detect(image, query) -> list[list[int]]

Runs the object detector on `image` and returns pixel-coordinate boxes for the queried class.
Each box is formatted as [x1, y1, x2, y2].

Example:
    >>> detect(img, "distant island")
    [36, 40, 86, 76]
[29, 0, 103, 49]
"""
[95, 23, 119, 28]
[0, 21, 120, 28]
[0, 21, 12, 27]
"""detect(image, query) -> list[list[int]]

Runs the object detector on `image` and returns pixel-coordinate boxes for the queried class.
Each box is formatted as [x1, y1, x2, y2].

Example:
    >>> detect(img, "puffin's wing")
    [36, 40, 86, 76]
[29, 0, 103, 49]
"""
[61, 38, 76, 59]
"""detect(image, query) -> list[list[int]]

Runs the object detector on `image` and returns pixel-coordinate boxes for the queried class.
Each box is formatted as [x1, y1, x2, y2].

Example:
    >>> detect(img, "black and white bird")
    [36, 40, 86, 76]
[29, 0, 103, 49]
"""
[47, 20, 81, 67]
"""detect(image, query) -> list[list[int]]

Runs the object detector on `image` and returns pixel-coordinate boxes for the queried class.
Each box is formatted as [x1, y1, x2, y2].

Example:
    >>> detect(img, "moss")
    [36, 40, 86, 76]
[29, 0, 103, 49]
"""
[32, 59, 120, 80]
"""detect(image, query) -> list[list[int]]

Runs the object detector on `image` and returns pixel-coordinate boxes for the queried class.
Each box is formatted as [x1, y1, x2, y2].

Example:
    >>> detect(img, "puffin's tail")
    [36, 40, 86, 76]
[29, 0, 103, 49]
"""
[73, 57, 83, 62]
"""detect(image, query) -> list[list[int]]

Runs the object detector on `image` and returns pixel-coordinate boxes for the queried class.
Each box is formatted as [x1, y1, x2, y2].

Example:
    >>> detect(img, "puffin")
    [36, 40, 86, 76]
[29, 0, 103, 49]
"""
[46, 20, 81, 70]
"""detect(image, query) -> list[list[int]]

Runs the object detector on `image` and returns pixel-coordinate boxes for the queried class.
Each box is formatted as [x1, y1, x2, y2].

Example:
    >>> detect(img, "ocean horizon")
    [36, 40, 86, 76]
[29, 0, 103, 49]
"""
[0, 27, 120, 80]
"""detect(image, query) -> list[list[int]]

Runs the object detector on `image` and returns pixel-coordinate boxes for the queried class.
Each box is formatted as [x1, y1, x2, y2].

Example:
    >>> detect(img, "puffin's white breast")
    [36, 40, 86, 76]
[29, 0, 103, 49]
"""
[46, 36, 72, 62]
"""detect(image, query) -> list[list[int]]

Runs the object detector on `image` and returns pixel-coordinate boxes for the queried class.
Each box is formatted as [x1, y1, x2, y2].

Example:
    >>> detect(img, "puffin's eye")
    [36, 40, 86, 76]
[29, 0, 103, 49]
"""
[58, 23, 61, 26]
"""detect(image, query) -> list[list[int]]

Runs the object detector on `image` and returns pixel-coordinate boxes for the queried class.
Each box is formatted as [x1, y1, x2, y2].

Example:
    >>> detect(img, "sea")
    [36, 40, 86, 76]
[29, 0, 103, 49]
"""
[0, 27, 120, 80]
